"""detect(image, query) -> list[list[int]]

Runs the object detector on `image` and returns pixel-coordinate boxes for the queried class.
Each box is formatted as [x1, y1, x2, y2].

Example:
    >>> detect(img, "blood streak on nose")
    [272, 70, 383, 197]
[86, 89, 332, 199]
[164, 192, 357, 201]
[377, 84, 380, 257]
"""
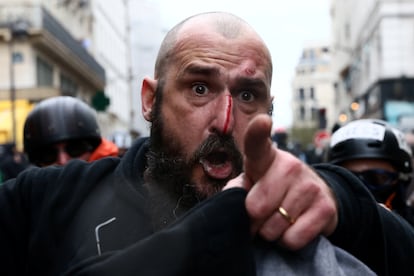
[222, 95, 233, 134]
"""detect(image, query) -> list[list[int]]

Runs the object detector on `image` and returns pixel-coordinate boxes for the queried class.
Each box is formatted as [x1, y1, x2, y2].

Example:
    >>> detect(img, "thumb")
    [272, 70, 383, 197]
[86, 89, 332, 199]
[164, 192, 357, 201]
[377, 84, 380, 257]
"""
[244, 114, 276, 182]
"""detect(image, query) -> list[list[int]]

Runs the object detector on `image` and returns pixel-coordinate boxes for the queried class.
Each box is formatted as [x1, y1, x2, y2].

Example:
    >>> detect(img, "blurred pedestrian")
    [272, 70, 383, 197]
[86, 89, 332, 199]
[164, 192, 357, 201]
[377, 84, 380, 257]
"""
[23, 96, 118, 167]
[404, 131, 414, 206]
[0, 143, 31, 183]
[108, 130, 135, 157]
[271, 128, 306, 162]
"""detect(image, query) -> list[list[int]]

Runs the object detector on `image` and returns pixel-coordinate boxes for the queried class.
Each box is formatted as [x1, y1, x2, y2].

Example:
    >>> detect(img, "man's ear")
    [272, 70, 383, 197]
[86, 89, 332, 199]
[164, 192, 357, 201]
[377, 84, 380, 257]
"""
[141, 77, 157, 122]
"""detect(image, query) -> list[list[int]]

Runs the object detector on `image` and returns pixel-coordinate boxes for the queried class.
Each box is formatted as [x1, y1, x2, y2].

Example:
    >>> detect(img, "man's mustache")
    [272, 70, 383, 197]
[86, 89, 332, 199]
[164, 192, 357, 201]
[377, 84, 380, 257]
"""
[189, 134, 243, 175]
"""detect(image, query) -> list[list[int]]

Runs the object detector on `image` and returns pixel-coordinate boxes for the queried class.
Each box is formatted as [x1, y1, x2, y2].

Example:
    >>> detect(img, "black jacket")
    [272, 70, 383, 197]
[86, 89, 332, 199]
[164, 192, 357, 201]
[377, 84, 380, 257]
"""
[0, 137, 413, 275]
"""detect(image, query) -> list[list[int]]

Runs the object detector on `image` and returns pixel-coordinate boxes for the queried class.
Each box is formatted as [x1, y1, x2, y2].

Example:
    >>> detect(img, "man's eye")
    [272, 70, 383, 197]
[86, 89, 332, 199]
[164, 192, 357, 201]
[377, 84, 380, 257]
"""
[192, 84, 209, 96]
[238, 91, 255, 102]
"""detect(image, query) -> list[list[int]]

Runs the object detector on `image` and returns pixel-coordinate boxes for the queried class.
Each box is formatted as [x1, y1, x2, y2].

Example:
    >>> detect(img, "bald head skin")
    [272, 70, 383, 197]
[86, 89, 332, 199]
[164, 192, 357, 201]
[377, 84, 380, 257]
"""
[154, 12, 273, 82]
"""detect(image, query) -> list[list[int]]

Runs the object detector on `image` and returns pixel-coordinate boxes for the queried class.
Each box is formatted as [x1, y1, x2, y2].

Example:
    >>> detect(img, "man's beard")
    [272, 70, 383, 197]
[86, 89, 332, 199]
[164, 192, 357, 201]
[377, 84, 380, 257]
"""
[144, 85, 243, 231]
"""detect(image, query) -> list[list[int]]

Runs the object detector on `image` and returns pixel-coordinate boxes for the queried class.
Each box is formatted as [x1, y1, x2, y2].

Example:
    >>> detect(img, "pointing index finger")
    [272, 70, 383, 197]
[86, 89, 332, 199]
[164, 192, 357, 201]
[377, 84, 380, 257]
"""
[244, 114, 276, 182]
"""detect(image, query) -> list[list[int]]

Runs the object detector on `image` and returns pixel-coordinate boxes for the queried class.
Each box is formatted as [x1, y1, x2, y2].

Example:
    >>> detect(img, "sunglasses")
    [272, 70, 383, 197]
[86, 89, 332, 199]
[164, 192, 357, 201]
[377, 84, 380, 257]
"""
[35, 140, 94, 165]
[351, 169, 399, 190]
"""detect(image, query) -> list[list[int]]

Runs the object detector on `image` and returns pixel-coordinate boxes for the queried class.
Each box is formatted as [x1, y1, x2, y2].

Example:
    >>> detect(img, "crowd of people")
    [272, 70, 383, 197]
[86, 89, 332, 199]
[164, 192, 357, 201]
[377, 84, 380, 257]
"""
[0, 11, 413, 275]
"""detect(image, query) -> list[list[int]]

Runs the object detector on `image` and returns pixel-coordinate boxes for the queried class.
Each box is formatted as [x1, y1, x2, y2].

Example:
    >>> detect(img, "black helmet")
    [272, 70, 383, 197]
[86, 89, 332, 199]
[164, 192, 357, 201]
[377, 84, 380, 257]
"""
[328, 119, 413, 174]
[24, 96, 101, 163]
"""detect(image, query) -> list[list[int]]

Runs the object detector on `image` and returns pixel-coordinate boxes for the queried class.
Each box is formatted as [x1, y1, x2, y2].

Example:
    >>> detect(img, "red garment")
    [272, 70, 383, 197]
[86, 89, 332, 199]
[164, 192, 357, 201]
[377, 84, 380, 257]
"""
[88, 138, 119, 162]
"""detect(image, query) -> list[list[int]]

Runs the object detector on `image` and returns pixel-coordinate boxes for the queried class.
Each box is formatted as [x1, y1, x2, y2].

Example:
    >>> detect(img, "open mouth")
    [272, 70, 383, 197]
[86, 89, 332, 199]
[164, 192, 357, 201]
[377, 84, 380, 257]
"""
[199, 150, 233, 180]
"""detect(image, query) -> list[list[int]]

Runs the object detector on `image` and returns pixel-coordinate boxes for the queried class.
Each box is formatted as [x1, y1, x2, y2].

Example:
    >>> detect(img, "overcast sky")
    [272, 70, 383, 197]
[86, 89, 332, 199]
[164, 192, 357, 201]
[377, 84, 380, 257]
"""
[153, 0, 332, 129]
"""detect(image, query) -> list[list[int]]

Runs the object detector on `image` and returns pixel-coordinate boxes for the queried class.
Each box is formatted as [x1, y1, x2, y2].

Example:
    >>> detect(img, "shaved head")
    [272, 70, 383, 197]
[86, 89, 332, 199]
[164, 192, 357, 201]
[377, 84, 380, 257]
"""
[154, 12, 272, 80]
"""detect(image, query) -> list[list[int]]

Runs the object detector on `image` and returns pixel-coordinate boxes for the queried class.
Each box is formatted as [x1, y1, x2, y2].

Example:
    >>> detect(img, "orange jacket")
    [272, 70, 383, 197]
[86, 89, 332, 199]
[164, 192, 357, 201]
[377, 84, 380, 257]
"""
[88, 138, 119, 162]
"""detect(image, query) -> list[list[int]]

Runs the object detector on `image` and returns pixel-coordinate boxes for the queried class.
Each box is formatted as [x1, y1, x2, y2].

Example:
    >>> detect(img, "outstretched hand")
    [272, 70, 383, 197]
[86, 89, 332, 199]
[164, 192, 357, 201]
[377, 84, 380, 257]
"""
[225, 114, 338, 250]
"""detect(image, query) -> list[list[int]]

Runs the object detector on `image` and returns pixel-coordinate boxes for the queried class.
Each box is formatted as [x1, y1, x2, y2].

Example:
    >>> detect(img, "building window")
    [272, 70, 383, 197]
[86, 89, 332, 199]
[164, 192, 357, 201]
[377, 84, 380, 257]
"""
[60, 74, 78, 96]
[344, 22, 350, 40]
[309, 49, 315, 61]
[311, 107, 317, 121]
[299, 105, 305, 120]
[12, 52, 24, 63]
[299, 88, 305, 100]
[301, 50, 307, 59]
[36, 56, 53, 86]
[310, 87, 315, 99]
[365, 51, 370, 79]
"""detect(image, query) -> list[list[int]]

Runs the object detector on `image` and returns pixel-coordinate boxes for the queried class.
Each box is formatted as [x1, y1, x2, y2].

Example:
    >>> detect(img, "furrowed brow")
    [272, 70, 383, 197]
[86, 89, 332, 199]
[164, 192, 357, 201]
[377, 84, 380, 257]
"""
[234, 77, 268, 90]
[178, 63, 221, 79]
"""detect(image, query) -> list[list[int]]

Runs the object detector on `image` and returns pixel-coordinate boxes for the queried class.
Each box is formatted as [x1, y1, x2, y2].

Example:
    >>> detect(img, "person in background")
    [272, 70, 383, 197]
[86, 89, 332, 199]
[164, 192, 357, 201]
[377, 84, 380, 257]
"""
[108, 130, 135, 157]
[327, 119, 414, 225]
[271, 128, 307, 162]
[0, 143, 31, 183]
[402, 130, 414, 207]
[23, 96, 118, 167]
[0, 12, 412, 275]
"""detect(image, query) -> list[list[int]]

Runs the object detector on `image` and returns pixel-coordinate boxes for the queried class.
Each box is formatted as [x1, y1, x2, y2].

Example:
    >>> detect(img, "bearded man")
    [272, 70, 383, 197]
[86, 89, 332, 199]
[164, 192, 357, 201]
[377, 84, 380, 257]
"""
[0, 12, 412, 276]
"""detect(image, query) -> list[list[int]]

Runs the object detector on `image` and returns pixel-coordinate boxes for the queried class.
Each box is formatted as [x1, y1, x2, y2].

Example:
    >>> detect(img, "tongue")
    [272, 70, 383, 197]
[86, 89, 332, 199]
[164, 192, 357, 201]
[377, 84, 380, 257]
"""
[200, 158, 233, 179]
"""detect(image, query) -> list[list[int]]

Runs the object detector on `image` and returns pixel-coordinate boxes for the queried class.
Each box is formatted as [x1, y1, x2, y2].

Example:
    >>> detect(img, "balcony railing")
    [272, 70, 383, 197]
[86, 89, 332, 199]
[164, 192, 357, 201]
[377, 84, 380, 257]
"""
[0, 4, 106, 89]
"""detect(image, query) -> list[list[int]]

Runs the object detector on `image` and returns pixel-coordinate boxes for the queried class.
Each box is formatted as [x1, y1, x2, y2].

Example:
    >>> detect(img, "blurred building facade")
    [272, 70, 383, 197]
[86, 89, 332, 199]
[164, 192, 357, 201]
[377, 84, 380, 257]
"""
[129, 0, 164, 137]
[0, 0, 160, 150]
[48, 0, 134, 138]
[0, 0, 106, 149]
[330, 0, 414, 129]
[291, 42, 336, 131]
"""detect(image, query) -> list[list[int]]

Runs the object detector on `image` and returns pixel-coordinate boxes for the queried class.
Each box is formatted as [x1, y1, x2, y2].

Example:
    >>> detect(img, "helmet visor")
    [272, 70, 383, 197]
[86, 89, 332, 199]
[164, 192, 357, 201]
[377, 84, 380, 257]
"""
[351, 169, 399, 190]
[32, 140, 94, 166]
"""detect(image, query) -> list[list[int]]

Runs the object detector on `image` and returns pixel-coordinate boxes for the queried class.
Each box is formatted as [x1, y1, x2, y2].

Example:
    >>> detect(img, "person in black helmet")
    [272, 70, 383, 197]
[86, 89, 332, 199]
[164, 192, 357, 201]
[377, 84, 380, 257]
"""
[23, 96, 119, 167]
[327, 119, 414, 225]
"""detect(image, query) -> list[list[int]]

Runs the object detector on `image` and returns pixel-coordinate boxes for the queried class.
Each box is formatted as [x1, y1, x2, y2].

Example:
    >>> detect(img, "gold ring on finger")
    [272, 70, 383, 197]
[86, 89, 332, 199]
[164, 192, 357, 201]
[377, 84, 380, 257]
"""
[278, 206, 296, 225]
